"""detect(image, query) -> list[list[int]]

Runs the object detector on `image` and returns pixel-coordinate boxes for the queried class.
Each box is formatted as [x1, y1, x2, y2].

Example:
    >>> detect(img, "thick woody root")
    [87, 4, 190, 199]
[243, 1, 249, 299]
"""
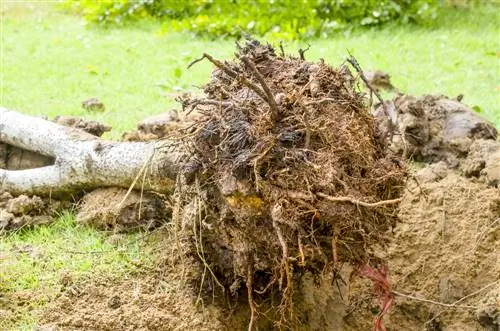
[178, 40, 406, 328]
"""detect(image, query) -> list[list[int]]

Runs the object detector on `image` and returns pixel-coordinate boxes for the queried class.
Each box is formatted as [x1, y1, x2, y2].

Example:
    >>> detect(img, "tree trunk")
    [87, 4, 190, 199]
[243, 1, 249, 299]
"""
[0, 108, 191, 196]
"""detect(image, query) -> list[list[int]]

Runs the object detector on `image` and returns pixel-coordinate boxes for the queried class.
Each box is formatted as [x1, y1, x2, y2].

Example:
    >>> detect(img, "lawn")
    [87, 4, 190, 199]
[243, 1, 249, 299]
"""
[0, 1, 499, 329]
[1, 2, 499, 135]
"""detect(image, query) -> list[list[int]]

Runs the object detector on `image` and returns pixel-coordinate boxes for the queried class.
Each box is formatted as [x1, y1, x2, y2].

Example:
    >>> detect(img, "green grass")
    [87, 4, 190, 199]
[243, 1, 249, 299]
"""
[1, 2, 499, 137]
[0, 212, 155, 329]
[0, 2, 499, 329]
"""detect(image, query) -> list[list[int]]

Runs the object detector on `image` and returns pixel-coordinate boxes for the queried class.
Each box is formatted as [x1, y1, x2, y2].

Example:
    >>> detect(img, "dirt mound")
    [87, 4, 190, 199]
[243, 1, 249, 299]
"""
[173, 40, 405, 327]
[0, 192, 70, 230]
[346, 165, 500, 330]
[38, 229, 351, 331]
[76, 188, 171, 232]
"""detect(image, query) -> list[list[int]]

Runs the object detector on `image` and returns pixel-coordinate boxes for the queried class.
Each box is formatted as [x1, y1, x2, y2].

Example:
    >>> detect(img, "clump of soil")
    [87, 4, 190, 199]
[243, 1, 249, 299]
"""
[81, 97, 105, 112]
[364, 70, 394, 92]
[54, 115, 111, 137]
[0, 192, 70, 230]
[76, 188, 171, 232]
[383, 94, 497, 165]
[461, 138, 500, 187]
[122, 110, 180, 142]
[176, 40, 406, 326]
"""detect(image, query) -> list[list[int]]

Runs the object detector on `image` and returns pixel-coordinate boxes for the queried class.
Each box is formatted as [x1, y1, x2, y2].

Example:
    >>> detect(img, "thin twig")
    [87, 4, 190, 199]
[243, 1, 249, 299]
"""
[450, 280, 499, 306]
[298, 44, 311, 60]
[304, 98, 336, 106]
[392, 280, 500, 309]
[424, 280, 500, 325]
[473, 218, 500, 252]
[346, 51, 395, 142]
[247, 260, 257, 331]
[192, 53, 269, 104]
[187, 55, 207, 69]
[272, 204, 293, 312]
[279, 41, 285, 57]
[240, 55, 278, 120]
[346, 52, 383, 104]
[193, 181, 225, 292]
[187, 99, 234, 108]
[316, 192, 402, 208]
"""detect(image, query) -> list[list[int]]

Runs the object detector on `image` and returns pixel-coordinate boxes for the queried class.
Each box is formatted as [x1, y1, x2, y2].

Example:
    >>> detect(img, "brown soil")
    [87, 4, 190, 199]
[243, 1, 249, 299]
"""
[39, 273, 225, 331]
[0, 192, 70, 230]
[76, 188, 171, 232]
[38, 233, 350, 331]
[384, 94, 497, 165]
[346, 161, 500, 331]
[122, 110, 181, 142]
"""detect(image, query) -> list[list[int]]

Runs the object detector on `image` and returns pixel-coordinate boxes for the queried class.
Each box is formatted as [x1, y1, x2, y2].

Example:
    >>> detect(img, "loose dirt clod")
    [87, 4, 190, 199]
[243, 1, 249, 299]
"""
[76, 188, 171, 232]
[54, 115, 111, 137]
[82, 97, 105, 112]
[364, 70, 394, 92]
[121, 109, 195, 142]
[0, 193, 69, 230]
[176, 40, 406, 327]
[382, 94, 497, 164]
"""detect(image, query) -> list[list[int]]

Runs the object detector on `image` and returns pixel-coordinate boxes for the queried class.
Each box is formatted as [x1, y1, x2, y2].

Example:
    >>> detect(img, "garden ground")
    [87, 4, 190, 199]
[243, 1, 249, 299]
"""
[0, 2, 499, 329]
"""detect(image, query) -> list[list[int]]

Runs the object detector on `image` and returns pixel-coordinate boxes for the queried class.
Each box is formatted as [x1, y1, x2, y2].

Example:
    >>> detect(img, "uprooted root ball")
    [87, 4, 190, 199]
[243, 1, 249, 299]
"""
[179, 41, 406, 327]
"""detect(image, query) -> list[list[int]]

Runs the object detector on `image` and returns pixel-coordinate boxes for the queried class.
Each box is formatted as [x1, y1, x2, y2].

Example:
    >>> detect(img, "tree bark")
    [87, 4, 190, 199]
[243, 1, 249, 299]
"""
[0, 108, 191, 196]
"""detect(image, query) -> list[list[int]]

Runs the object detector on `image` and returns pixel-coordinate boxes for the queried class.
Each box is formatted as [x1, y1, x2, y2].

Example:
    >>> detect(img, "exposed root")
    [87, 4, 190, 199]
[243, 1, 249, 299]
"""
[316, 192, 402, 208]
[246, 260, 257, 331]
[239, 55, 278, 120]
[359, 265, 393, 331]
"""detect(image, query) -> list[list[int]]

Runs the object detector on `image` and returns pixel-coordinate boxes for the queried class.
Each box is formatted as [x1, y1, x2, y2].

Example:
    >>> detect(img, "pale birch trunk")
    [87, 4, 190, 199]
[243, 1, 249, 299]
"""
[0, 108, 192, 196]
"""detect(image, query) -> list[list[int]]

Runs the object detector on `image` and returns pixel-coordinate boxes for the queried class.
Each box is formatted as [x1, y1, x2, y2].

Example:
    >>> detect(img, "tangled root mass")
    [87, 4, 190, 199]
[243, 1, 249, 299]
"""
[178, 40, 406, 326]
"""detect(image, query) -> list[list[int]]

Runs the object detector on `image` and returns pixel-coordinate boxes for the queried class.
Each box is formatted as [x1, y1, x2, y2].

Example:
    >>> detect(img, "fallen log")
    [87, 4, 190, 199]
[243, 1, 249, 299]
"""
[0, 107, 191, 196]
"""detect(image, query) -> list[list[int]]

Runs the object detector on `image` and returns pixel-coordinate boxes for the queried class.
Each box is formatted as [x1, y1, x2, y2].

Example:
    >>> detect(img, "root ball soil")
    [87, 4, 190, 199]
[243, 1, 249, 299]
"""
[177, 40, 406, 326]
